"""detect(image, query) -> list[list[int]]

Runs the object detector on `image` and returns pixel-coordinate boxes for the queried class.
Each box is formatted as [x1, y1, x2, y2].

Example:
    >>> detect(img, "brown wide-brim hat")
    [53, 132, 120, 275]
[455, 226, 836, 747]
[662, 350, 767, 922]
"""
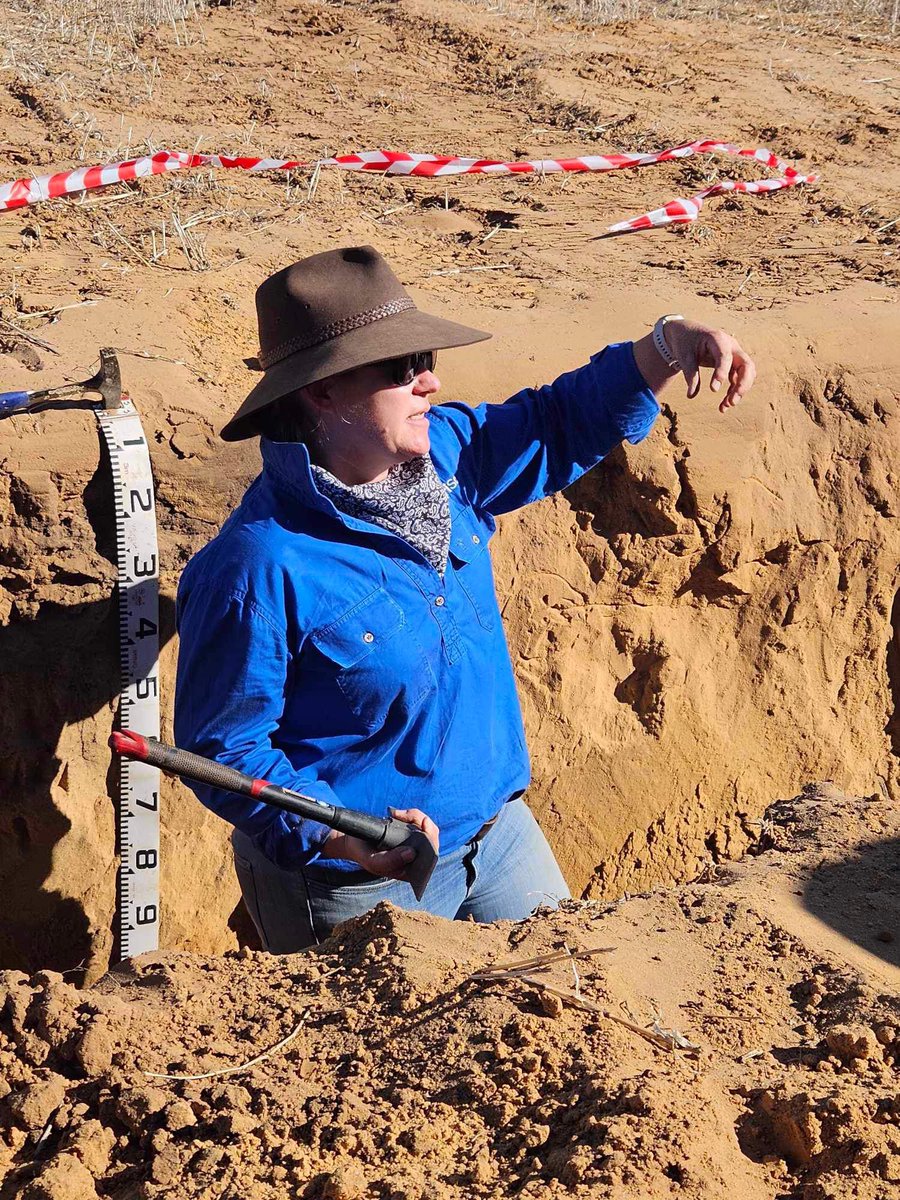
[221, 245, 491, 441]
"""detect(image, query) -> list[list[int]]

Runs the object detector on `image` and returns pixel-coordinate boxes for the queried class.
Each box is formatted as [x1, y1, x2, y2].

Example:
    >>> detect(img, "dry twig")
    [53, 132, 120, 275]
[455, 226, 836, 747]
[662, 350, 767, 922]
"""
[18, 300, 99, 321]
[109, 346, 188, 367]
[143, 1014, 306, 1082]
[473, 947, 699, 1052]
[427, 263, 514, 277]
[97, 212, 154, 268]
[564, 942, 582, 998]
[478, 946, 614, 975]
[473, 968, 680, 1051]
[0, 316, 59, 354]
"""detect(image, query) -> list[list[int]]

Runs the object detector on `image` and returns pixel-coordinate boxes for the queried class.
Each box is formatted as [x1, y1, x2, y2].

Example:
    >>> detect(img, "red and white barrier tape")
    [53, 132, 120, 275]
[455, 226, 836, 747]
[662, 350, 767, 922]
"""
[0, 139, 817, 232]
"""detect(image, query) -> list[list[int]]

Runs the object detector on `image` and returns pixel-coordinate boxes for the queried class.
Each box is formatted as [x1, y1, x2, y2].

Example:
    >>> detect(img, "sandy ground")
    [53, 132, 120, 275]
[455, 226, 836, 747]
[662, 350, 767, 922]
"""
[1, 785, 898, 1199]
[0, 3, 897, 1191]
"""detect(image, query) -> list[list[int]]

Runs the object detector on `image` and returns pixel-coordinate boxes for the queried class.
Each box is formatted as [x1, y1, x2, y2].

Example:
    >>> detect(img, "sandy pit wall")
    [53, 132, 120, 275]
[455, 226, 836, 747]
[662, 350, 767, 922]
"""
[0, 279, 897, 981]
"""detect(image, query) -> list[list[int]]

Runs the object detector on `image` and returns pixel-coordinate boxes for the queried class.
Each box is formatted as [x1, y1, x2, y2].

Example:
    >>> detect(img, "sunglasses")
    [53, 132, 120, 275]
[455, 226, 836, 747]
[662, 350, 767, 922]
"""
[385, 350, 437, 387]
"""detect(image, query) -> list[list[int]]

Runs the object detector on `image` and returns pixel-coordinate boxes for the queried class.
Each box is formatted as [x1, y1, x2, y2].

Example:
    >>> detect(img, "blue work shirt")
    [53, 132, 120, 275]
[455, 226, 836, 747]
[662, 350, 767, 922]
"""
[174, 342, 659, 870]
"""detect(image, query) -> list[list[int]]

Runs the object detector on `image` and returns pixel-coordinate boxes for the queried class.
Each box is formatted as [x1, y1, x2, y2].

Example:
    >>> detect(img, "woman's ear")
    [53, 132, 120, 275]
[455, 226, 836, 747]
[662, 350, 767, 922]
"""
[300, 377, 336, 415]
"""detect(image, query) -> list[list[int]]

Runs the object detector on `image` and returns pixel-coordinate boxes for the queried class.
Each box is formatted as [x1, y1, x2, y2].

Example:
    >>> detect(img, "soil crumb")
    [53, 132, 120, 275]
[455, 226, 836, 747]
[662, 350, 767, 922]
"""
[1, 786, 897, 1199]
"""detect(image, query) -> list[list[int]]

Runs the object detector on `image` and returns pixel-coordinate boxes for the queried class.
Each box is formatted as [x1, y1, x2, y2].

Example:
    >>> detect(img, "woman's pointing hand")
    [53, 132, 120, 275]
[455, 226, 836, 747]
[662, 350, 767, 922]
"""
[632, 317, 757, 412]
[665, 318, 757, 411]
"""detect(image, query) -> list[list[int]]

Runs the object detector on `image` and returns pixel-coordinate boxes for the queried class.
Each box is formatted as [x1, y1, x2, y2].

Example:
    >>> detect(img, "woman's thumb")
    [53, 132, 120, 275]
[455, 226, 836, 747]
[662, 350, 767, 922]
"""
[681, 348, 701, 399]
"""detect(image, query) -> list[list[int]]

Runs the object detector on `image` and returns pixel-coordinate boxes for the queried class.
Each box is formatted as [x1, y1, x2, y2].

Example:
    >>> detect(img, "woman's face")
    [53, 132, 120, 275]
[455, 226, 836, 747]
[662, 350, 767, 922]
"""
[307, 358, 442, 484]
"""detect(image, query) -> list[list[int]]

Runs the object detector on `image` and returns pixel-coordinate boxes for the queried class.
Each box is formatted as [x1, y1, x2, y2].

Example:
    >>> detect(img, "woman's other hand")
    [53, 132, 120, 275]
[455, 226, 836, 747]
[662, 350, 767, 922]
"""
[320, 807, 440, 880]
[633, 318, 757, 411]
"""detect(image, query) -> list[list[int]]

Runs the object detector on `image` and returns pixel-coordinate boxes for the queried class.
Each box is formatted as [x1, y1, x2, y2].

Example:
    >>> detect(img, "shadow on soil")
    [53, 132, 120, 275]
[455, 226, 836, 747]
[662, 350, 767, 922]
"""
[802, 837, 900, 970]
[0, 592, 176, 980]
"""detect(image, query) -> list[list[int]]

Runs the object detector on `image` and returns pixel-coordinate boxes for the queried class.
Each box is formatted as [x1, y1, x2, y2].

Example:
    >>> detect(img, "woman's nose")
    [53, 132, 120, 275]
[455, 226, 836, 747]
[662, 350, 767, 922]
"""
[413, 370, 441, 397]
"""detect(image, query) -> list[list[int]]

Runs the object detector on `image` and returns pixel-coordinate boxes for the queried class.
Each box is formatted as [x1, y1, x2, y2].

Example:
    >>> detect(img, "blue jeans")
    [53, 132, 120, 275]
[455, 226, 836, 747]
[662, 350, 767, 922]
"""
[231, 797, 570, 953]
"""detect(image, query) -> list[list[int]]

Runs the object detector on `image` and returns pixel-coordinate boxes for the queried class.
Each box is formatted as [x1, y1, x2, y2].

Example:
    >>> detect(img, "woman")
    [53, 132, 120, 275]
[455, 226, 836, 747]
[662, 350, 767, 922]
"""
[174, 245, 755, 952]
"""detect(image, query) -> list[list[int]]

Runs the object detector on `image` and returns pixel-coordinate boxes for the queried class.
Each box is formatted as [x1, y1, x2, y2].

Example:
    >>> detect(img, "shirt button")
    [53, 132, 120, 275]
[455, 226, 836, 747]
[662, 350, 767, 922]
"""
[434, 596, 445, 607]
[362, 631, 375, 643]
[472, 534, 480, 544]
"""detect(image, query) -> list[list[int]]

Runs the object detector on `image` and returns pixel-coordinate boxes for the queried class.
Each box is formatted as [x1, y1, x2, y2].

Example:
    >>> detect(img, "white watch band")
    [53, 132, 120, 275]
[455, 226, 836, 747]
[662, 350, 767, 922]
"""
[652, 314, 684, 371]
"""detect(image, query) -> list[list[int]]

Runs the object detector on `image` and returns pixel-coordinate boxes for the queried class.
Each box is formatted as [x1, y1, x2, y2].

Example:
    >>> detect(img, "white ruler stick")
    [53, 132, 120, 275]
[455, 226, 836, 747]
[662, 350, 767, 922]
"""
[97, 398, 161, 959]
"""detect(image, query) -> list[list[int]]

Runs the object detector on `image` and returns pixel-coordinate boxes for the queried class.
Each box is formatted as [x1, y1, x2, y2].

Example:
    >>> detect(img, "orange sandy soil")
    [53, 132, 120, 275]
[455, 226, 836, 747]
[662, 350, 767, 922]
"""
[1, 786, 899, 1199]
[0, 0, 897, 977]
[0, 2, 898, 1195]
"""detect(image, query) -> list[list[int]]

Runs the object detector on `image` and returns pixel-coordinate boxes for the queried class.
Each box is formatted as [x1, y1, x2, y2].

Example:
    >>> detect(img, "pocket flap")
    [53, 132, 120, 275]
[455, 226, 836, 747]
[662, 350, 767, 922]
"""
[449, 522, 489, 565]
[449, 499, 491, 565]
[310, 588, 406, 669]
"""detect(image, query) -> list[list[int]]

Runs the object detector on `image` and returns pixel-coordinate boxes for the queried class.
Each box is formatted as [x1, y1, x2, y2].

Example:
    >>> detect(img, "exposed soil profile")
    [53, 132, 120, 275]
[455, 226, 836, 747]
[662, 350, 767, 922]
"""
[0, 0, 897, 981]
[0, 0, 898, 1193]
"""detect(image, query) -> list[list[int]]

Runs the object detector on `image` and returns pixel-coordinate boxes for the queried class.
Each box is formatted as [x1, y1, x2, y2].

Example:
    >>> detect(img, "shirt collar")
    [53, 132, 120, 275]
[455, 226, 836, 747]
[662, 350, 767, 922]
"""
[260, 437, 341, 519]
[260, 436, 452, 537]
[262, 431, 452, 492]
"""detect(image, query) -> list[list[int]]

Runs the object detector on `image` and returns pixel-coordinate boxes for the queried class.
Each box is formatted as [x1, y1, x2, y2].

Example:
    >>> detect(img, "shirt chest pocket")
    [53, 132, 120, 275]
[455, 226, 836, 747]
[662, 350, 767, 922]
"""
[308, 588, 433, 730]
[448, 508, 496, 632]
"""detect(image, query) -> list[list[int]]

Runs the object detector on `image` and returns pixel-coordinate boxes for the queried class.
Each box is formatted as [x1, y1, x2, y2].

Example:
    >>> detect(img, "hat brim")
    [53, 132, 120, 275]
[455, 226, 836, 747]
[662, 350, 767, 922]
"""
[220, 308, 491, 442]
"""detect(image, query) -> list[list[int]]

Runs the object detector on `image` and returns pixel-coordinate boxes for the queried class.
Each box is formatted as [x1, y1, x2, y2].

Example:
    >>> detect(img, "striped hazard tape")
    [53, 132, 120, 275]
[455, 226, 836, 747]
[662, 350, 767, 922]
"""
[0, 139, 817, 233]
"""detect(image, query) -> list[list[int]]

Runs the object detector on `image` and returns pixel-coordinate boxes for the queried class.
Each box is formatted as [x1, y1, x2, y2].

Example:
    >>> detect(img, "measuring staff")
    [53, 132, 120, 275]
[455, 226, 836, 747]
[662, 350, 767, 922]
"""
[174, 245, 756, 953]
[0, 350, 161, 959]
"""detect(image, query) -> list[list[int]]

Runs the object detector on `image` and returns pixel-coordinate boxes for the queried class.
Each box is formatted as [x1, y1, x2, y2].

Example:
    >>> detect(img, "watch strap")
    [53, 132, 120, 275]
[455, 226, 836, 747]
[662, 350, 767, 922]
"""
[652, 314, 684, 371]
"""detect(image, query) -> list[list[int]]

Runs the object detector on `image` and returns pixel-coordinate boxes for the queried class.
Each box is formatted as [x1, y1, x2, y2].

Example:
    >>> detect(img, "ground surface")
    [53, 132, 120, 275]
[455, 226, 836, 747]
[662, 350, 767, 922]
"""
[1, 785, 898, 1199]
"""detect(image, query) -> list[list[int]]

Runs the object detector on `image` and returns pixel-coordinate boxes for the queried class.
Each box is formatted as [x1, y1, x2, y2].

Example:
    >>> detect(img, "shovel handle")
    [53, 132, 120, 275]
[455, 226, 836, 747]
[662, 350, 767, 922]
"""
[327, 807, 415, 850]
[110, 731, 400, 847]
[112, 730, 270, 798]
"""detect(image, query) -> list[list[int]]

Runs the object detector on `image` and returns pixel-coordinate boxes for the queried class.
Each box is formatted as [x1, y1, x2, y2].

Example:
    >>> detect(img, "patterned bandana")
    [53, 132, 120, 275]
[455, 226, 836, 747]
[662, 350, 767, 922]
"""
[311, 454, 451, 577]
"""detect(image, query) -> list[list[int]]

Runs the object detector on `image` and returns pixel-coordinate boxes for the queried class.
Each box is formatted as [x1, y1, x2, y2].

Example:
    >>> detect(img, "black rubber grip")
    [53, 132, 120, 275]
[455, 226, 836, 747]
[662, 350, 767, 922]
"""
[138, 740, 334, 825]
[329, 807, 395, 846]
[140, 739, 258, 796]
[378, 817, 420, 850]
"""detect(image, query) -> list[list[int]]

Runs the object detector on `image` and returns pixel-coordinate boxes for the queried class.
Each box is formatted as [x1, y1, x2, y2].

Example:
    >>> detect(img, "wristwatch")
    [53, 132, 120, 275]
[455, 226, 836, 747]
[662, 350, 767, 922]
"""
[652, 314, 684, 371]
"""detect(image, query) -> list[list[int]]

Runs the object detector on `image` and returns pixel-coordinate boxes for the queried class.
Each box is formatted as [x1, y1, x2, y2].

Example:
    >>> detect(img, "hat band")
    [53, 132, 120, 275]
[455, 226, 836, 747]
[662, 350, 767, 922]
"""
[259, 296, 416, 371]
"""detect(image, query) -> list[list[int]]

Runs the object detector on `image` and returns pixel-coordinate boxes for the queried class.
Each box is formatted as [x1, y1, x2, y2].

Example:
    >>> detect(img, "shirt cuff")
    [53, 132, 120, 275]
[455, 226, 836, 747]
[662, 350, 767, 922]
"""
[594, 341, 661, 445]
[252, 810, 333, 871]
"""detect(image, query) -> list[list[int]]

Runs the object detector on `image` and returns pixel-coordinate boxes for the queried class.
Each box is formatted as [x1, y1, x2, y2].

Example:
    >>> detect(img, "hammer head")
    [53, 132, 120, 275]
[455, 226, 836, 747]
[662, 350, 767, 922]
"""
[399, 827, 438, 901]
[95, 347, 123, 409]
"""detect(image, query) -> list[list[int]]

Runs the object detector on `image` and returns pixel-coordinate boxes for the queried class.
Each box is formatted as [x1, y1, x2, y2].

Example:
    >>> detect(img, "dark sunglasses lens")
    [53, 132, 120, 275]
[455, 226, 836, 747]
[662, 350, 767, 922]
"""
[392, 351, 435, 386]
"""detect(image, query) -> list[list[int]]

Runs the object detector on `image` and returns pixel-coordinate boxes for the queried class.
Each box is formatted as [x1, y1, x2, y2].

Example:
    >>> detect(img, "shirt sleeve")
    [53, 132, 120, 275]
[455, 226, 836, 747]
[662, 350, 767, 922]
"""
[432, 340, 660, 516]
[174, 583, 336, 870]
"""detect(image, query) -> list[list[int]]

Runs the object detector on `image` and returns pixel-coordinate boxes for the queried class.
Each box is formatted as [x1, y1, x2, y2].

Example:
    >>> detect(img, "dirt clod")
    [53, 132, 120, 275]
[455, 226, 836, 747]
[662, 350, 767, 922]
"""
[2, 1070, 66, 1130]
[20, 1154, 98, 1200]
[825, 1025, 880, 1063]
